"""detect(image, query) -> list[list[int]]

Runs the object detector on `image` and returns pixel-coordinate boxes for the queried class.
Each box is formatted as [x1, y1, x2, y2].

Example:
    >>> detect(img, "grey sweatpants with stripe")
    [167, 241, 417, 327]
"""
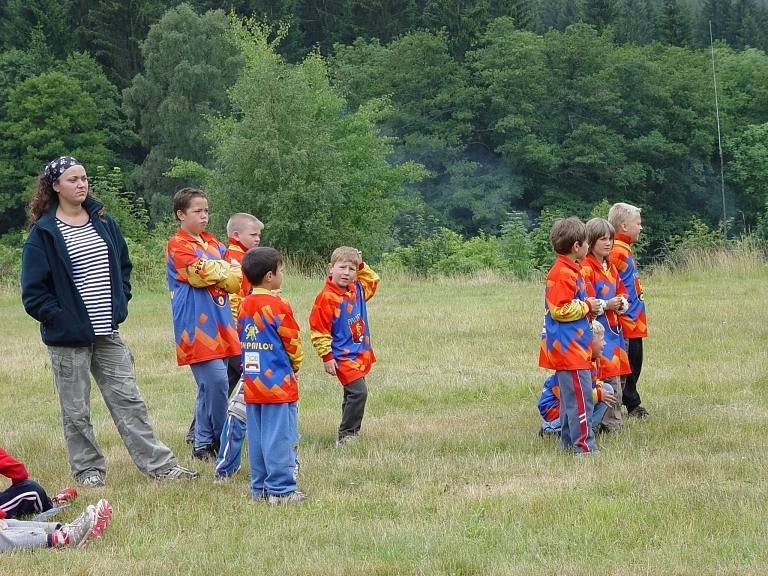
[47, 332, 177, 481]
[0, 519, 57, 551]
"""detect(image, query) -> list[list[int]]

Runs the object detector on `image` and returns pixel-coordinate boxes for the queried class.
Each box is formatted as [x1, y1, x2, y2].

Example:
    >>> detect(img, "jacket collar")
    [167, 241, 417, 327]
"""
[556, 254, 582, 272]
[323, 275, 352, 295]
[36, 196, 104, 233]
[227, 237, 248, 253]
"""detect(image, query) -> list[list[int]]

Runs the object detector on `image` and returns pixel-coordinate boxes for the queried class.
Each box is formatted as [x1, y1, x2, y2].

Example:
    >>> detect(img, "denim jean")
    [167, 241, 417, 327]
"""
[189, 359, 229, 450]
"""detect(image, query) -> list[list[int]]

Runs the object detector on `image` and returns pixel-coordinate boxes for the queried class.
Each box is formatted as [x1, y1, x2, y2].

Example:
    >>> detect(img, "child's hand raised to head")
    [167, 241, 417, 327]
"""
[323, 359, 337, 376]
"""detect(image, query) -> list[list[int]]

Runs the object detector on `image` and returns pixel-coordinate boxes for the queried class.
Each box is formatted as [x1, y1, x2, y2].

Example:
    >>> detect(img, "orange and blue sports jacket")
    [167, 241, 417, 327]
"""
[224, 238, 252, 325]
[608, 233, 648, 338]
[538, 361, 611, 422]
[166, 228, 242, 366]
[581, 254, 631, 378]
[238, 289, 303, 404]
[538, 255, 592, 371]
[309, 262, 380, 385]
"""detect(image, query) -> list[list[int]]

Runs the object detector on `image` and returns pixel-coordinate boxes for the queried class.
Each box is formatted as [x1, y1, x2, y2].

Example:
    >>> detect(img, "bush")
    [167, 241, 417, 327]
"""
[0, 230, 24, 288]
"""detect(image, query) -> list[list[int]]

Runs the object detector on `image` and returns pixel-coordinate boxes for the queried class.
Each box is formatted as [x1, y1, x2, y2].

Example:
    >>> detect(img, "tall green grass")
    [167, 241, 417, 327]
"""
[0, 259, 766, 575]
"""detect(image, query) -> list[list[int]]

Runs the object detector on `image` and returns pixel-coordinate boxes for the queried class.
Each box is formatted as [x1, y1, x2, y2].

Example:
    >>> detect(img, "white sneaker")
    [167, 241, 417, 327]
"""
[58, 505, 96, 548]
[267, 491, 308, 505]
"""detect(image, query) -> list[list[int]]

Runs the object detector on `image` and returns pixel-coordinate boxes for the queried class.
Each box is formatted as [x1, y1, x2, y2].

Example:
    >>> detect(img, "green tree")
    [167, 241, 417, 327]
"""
[0, 71, 109, 229]
[197, 19, 425, 261]
[123, 3, 243, 220]
[727, 123, 768, 229]
[659, 0, 692, 46]
[0, 0, 72, 54]
[66, 52, 139, 166]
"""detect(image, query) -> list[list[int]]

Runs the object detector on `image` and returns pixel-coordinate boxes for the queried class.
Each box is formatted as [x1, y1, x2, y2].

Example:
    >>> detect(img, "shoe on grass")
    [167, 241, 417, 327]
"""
[77, 472, 105, 488]
[154, 465, 199, 480]
[51, 486, 78, 505]
[267, 490, 308, 505]
[627, 405, 649, 419]
[334, 434, 358, 448]
[192, 445, 215, 462]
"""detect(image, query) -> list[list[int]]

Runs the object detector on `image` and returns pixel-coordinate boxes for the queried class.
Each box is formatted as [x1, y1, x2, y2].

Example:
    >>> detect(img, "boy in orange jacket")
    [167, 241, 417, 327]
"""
[309, 247, 379, 447]
[608, 203, 649, 419]
[538, 217, 602, 453]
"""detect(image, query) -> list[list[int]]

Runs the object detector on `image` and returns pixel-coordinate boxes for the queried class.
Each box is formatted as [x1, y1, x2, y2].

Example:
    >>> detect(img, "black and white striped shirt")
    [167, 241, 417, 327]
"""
[56, 219, 113, 336]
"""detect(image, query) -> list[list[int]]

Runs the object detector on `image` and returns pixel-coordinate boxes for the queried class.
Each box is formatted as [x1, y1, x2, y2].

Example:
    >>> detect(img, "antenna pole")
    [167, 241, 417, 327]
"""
[709, 20, 727, 234]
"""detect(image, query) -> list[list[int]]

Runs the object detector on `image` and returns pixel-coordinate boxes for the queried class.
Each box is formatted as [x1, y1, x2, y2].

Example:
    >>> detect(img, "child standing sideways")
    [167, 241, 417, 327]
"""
[166, 188, 242, 461]
[538, 217, 602, 454]
[309, 247, 380, 447]
[581, 217, 631, 432]
[608, 203, 649, 419]
[538, 321, 618, 436]
[238, 247, 305, 504]
[213, 212, 263, 480]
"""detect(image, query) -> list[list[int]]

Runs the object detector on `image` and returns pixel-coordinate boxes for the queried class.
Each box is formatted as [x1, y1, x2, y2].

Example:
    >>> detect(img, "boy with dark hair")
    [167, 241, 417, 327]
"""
[239, 247, 305, 504]
[309, 247, 380, 447]
[608, 202, 649, 419]
[538, 217, 602, 454]
[166, 188, 242, 461]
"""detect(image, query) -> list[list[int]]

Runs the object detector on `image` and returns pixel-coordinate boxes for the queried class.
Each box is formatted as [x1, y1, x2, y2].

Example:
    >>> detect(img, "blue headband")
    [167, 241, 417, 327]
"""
[44, 156, 81, 184]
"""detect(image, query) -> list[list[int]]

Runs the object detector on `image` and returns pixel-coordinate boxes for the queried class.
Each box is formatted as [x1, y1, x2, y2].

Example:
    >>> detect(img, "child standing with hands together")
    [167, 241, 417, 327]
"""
[538, 218, 602, 454]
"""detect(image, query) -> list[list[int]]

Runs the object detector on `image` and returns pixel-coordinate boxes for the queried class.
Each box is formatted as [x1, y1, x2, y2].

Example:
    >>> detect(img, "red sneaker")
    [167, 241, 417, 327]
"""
[51, 486, 79, 505]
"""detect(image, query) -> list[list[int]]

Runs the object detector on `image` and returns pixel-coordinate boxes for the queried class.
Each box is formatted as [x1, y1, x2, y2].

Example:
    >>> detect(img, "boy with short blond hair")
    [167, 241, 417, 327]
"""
[213, 212, 264, 480]
[538, 217, 602, 453]
[309, 247, 380, 446]
[608, 202, 649, 419]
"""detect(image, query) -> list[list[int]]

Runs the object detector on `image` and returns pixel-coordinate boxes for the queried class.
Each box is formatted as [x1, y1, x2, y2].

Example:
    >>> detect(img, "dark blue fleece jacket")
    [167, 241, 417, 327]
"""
[21, 197, 132, 347]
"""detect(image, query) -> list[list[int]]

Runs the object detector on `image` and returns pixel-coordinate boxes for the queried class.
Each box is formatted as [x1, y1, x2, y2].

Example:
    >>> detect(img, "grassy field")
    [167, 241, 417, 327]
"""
[1, 258, 766, 575]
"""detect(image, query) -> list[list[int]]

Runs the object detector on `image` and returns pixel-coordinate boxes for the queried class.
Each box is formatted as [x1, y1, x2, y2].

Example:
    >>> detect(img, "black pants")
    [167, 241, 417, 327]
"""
[339, 377, 368, 440]
[0, 479, 53, 519]
[622, 337, 644, 412]
[226, 355, 242, 396]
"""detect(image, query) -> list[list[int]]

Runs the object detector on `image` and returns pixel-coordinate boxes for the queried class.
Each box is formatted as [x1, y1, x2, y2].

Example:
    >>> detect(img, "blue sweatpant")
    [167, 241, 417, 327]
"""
[215, 414, 246, 478]
[246, 402, 298, 498]
[556, 369, 597, 453]
[189, 359, 229, 450]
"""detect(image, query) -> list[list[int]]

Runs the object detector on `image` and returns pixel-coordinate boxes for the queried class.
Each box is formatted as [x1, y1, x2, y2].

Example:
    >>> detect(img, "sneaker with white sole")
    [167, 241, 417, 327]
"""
[153, 465, 199, 480]
[91, 499, 113, 539]
[77, 472, 105, 487]
[53, 505, 96, 548]
[267, 490, 308, 505]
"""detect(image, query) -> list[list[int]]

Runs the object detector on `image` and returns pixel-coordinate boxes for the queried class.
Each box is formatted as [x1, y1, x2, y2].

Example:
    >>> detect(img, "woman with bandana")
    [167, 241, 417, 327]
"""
[21, 157, 199, 487]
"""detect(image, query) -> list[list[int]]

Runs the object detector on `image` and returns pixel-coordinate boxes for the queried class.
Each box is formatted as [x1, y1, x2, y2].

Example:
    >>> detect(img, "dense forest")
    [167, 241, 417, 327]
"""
[1, 0, 767, 273]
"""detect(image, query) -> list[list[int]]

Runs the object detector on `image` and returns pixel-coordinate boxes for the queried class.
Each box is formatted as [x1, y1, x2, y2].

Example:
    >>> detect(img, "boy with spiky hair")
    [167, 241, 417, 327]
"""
[538, 217, 602, 453]
[608, 202, 649, 419]
[239, 247, 305, 504]
[309, 247, 380, 447]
